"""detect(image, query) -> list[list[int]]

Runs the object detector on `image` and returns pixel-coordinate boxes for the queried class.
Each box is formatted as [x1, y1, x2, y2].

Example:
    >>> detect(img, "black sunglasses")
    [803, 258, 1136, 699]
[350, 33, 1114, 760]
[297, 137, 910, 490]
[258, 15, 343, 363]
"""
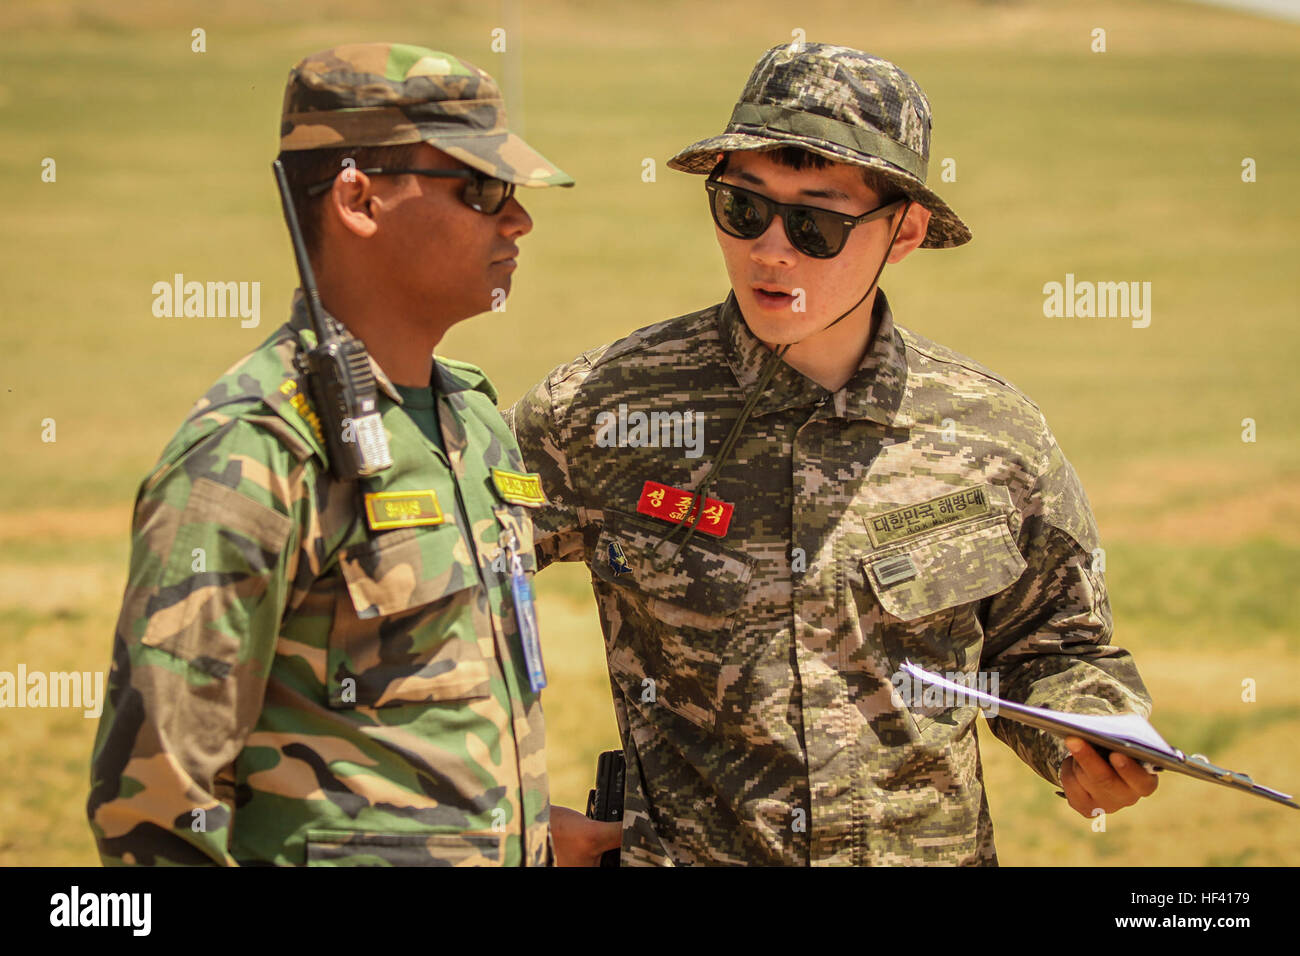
[305, 167, 516, 215]
[705, 176, 906, 258]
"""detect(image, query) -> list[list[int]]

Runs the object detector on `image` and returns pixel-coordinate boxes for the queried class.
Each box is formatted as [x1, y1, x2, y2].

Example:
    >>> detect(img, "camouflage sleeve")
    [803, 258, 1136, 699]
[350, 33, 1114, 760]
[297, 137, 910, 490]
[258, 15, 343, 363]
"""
[87, 419, 306, 865]
[504, 366, 591, 570]
[979, 420, 1153, 788]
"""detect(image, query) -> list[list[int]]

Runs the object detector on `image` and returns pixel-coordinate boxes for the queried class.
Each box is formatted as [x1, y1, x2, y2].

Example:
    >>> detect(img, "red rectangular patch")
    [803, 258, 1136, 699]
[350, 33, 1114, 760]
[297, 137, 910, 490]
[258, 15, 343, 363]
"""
[635, 480, 734, 538]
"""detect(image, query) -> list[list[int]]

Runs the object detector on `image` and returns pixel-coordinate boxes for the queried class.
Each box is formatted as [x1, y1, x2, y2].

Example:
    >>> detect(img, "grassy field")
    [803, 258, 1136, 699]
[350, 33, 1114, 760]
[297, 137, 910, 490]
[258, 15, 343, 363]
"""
[1, 0, 1297, 866]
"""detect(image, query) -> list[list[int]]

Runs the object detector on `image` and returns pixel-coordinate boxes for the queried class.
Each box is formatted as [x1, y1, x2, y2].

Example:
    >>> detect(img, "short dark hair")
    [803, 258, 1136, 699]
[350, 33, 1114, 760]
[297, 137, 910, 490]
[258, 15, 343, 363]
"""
[274, 143, 425, 259]
[715, 146, 906, 204]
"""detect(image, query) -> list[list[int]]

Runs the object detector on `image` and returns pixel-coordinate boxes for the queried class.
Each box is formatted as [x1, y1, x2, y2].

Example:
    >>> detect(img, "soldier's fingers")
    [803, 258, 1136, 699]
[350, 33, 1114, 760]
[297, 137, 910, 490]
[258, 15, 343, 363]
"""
[1061, 759, 1099, 818]
[1064, 746, 1098, 792]
[1064, 738, 1119, 786]
[1109, 752, 1159, 797]
[1066, 739, 1143, 808]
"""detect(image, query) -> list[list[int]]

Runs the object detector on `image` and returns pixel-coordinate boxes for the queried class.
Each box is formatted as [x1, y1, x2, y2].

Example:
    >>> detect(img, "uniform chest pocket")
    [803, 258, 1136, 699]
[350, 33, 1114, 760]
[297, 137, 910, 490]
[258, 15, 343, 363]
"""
[591, 514, 755, 732]
[330, 523, 491, 709]
[863, 514, 1026, 729]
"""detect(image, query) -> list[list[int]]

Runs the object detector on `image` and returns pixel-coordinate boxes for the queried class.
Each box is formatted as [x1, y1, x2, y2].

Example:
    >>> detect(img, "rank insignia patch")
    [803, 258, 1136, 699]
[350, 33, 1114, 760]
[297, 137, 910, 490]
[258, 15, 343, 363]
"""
[872, 553, 918, 587]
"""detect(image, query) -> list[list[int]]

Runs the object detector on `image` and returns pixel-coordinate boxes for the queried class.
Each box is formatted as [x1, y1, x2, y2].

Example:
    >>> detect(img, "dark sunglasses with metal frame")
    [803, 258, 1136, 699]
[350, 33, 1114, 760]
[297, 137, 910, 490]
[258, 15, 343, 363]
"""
[705, 174, 907, 258]
[305, 167, 516, 214]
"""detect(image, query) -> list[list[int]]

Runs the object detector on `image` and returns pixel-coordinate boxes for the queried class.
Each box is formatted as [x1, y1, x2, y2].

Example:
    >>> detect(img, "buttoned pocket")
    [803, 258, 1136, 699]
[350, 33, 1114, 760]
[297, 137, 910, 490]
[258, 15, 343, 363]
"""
[591, 513, 755, 732]
[863, 514, 1026, 732]
[864, 515, 1026, 623]
[329, 523, 491, 708]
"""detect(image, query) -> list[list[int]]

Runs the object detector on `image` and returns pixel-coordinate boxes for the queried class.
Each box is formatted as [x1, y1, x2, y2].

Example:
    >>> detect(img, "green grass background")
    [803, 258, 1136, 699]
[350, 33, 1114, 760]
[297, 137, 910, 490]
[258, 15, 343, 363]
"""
[1, 0, 1297, 865]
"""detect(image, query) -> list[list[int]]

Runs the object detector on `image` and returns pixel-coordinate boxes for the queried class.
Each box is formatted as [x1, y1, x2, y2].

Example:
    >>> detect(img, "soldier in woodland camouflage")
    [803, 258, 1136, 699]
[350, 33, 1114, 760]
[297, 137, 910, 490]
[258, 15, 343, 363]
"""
[507, 42, 1158, 865]
[88, 42, 618, 866]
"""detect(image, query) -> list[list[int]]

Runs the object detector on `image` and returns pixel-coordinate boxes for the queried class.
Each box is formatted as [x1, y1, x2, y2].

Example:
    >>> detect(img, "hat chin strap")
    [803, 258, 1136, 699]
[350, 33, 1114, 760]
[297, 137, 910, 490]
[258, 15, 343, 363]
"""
[782, 197, 913, 350]
[650, 200, 913, 571]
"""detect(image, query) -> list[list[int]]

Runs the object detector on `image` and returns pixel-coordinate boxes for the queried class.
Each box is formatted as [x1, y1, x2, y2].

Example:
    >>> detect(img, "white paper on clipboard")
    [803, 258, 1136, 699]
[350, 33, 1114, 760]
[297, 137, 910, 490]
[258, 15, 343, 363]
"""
[899, 660, 1175, 753]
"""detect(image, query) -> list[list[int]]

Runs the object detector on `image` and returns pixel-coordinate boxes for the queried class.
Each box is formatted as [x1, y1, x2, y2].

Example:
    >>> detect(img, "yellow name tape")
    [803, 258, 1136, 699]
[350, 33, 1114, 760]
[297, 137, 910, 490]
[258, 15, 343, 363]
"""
[491, 468, 546, 507]
[364, 490, 445, 530]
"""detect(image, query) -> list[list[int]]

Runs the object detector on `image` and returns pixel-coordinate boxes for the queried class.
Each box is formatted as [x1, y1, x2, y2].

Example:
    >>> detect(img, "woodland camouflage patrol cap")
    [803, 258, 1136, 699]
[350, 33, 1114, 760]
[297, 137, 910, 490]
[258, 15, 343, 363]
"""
[279, 42, 573, 188]
[668, 42, 969, 248]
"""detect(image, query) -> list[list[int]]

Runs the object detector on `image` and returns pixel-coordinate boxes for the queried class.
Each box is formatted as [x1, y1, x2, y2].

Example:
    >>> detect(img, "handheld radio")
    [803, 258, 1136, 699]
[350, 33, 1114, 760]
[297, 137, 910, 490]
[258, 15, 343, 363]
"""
[271, 160, 392, 480]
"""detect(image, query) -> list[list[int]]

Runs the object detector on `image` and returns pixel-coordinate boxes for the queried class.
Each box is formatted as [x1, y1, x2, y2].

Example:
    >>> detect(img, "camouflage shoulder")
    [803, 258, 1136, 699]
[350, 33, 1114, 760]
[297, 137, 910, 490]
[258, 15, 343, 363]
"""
[586, 302, 723, 374]
[898, 326, 1106, 555]
[537, 345, 608, 395]
[156, 323, 325, 473]
[523, 303, 722, 420]
[144, 412, 320, 512]
[896, 322, 1041, 411]
[436, 355, 498, 405]
[896, 322, 1057, 485]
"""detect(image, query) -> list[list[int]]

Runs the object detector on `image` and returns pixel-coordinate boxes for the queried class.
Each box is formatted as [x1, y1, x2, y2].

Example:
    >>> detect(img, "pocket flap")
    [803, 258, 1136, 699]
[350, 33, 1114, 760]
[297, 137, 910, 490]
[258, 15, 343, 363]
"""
[338, 524, 478, 619]
[591, 515, 754, 618]
[864, 517, 1026, 621]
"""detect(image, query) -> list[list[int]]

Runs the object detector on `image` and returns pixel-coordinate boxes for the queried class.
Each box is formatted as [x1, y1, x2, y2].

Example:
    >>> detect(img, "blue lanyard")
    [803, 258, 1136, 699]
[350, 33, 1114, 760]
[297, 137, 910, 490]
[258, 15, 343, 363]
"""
[504, 531, 546, 693]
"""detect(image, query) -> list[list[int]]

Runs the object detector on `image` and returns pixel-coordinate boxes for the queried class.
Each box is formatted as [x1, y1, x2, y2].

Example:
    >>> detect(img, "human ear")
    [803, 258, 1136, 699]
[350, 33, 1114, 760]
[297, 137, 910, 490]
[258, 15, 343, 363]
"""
[886, 202, 932, 263]
[325, 172, 381, 240]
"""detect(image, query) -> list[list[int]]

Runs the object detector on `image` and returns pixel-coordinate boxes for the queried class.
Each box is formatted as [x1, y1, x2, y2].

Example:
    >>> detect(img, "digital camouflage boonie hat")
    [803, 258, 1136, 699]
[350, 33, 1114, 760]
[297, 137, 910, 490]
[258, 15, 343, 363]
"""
[279, 42, 573, 188]
[668, 42, 969, 248]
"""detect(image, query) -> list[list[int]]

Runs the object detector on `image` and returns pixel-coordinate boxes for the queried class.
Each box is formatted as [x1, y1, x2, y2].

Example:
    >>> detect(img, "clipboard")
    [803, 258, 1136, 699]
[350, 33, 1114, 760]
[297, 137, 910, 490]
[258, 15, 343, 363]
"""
[900, 660, 1298, 810]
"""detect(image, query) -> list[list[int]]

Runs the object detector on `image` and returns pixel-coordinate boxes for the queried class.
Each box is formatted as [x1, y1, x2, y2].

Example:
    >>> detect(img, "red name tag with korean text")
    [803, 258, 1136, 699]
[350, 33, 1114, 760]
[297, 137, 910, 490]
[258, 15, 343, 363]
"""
[635, 480, 734, 538]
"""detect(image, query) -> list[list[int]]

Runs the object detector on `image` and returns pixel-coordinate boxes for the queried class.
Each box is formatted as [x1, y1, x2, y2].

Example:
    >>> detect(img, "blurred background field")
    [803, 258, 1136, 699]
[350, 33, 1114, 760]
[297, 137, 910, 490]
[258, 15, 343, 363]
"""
[1, 0, 1297, 865]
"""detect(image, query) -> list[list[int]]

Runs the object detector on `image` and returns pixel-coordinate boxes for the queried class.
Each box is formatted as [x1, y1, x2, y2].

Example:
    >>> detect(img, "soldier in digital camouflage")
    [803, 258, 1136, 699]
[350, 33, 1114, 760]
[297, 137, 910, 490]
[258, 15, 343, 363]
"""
[88, 42, 619, 866]
[506, 42, 1159, 865]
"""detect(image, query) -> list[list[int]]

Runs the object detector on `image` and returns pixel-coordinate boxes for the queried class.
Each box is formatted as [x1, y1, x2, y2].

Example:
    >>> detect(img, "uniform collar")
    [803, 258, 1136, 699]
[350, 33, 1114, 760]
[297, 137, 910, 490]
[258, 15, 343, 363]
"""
[288, 288, 403, 404]
[717, 288, 913, 427]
